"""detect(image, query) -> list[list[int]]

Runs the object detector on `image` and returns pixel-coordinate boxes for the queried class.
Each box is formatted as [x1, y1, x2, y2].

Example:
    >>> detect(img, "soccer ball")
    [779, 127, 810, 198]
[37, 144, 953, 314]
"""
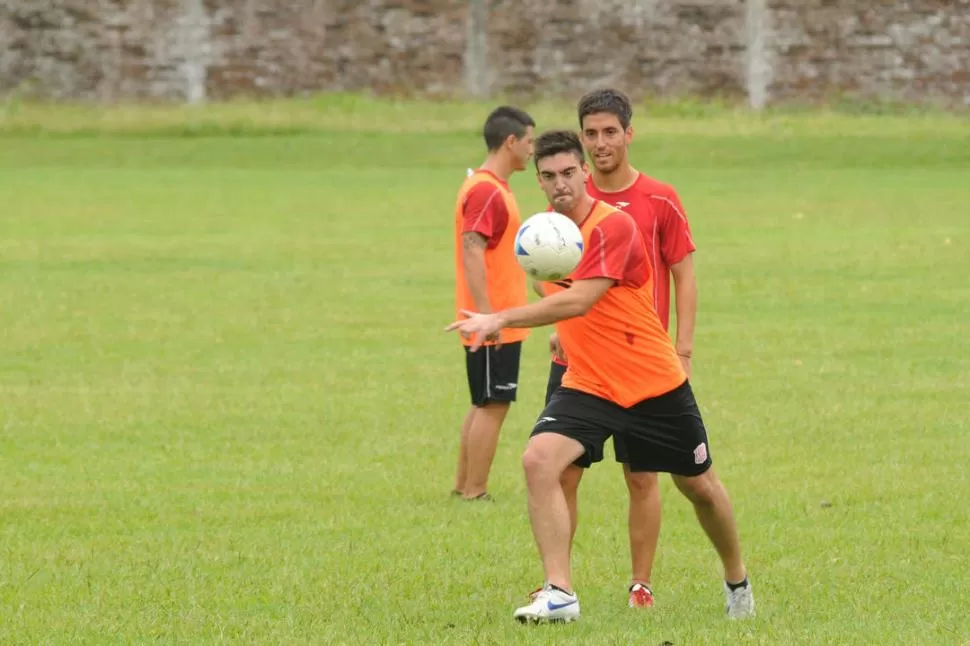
[514, 212, 584, 281]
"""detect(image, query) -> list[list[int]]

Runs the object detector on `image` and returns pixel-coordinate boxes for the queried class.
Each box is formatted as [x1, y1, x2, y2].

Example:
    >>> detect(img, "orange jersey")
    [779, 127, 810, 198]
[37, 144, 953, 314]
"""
[544, 200, 686, 407]
[454, 170, 529, 346]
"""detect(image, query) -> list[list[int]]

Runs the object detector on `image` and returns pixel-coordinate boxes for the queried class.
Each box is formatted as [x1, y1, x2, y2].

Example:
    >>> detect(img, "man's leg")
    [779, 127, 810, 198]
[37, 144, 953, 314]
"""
[623, 466, 662, 591]
[560, 464, 584, 557]
[456, 342, 520, 499]
[526, 361, 584, 601]
[671, 468, 745, 583]
[454, 405, 477, 494]
[526, 463, 582, 602]
[522, 432, 586, 592]
[624, 380, 754, 618]
[546, 360, 584, 554]
[461, 401, 510, 498]
[614, 434, 661, 607]
[672, 467, 754, 618]
[514, 388, 614, 623]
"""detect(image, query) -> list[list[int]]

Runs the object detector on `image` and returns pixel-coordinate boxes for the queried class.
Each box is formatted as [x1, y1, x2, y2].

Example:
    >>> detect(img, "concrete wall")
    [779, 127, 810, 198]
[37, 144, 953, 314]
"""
[1, 0, 968, 107]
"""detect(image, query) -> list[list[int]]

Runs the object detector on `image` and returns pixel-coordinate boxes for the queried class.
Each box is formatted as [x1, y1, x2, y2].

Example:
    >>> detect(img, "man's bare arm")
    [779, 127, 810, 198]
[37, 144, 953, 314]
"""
[462, 232, 492, 313]
[497, 278, 613, 329]
[670, 253, 697, 359]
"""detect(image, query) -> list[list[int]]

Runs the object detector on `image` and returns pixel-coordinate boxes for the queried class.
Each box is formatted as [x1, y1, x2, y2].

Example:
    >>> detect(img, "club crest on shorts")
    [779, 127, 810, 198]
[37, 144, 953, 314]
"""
[693, 442, 708, 464]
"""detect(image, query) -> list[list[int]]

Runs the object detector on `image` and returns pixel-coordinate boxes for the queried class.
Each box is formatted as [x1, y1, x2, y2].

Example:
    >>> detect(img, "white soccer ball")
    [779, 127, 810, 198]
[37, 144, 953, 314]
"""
[514, 212, 584, 281]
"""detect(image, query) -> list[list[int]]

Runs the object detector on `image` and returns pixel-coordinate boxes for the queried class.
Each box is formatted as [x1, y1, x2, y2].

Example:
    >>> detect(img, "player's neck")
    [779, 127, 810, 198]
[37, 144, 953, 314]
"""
[564, 194, 597, 227]
[479, 154, 514, 183]
[591, 163, 639, 193]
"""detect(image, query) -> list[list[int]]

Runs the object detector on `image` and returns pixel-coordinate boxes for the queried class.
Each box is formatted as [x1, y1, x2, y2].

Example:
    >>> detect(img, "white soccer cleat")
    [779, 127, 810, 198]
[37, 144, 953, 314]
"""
[724, 581, 755, 619]
[514, 584, 580, 624]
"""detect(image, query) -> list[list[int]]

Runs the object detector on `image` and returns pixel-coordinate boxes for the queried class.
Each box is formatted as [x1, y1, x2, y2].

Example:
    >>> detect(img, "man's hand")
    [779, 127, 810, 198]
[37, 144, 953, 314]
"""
[549, 332, 566, 363]
[446, 309, 506, 351]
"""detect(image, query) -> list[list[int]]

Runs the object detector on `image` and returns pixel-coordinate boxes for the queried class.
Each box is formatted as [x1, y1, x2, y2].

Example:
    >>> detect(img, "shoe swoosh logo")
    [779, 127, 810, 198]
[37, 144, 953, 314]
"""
[547, 599, 577, 610]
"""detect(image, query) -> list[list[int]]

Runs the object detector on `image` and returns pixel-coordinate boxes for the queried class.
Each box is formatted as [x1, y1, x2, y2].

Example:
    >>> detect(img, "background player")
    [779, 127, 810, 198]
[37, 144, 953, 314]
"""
[452, 106, 535, 501]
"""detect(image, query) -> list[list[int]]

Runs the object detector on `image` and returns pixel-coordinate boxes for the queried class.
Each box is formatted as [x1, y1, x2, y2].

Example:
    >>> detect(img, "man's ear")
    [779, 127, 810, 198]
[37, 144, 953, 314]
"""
[504, 133, 518, 150]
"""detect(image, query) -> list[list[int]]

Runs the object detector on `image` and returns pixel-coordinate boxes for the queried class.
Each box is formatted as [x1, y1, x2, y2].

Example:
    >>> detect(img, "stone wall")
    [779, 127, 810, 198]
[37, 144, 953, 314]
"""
[1, 0, 968, 107]
[768, 0, 970, 105]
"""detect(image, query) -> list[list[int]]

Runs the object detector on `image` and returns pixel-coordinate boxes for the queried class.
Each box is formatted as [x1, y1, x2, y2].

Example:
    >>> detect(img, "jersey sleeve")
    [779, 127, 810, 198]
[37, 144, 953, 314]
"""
[461, 183, 509, 247]
[657, 188, 696, 265]
[571, 211, 641, 284]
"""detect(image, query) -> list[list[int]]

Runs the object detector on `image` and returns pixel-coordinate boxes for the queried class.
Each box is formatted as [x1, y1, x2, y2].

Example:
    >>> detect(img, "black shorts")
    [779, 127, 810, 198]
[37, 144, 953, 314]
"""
[532, 379, 712, 477]
[465, 342, 522, 406]
[544, 360, 649, 469]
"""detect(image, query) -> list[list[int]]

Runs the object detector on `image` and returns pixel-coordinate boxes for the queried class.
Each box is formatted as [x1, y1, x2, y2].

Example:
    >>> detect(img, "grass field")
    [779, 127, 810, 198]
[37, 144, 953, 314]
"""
[1, 97, 969, 644]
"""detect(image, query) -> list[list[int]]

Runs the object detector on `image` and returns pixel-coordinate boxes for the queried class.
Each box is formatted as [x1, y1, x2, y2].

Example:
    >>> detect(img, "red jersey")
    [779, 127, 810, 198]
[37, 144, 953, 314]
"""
[587, 172, 695, 330]
[548, 172, 695, 367]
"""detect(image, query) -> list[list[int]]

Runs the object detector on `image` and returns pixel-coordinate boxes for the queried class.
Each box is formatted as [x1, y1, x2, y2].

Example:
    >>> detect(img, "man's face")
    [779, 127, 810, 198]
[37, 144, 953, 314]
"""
[536, 151, 588, 213]
[508, 126, 535, 171]
[580, 112, 632, 173]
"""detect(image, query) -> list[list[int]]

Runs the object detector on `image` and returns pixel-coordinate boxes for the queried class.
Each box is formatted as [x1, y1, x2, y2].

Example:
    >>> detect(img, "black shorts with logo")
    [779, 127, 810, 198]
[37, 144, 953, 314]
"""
[534, 375, 712, 477]
[465, 342, 522, 406]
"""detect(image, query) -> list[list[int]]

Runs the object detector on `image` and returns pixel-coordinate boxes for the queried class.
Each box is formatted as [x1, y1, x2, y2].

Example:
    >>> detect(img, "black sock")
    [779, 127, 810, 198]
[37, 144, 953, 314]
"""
[549, 584, 574, 596]
[726, 577, 748, 591]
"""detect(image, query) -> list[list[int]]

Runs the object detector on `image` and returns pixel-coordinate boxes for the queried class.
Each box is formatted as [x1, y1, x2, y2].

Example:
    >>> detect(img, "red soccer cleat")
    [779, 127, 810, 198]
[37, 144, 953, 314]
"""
[628, 583, 654, 608]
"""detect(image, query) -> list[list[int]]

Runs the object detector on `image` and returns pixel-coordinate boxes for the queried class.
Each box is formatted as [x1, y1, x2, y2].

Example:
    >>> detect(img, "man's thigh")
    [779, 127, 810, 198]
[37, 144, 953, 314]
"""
[531, 387, 620, 468]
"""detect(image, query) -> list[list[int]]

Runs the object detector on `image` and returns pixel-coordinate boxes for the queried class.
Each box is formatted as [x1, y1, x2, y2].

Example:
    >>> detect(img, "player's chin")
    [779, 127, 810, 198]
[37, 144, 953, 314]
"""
[594, 158, 618, 173]
[553, 196, 573, 211]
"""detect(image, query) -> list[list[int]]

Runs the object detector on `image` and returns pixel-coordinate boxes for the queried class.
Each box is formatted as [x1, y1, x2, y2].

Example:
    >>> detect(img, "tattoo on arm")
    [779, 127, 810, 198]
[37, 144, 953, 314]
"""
[462, 232, 488, 250]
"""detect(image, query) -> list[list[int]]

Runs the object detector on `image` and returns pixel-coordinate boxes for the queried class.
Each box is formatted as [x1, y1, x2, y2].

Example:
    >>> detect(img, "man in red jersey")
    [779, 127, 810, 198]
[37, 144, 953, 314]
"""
[538, 88, 698, 608]
[447, 130, 754, 623]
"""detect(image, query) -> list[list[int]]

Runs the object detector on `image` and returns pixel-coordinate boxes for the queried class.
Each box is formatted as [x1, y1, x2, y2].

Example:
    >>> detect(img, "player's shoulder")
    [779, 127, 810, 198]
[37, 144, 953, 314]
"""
[461, 172, 505, 199]
[634, 172, 679, 199]
[593, 201, 637, 233]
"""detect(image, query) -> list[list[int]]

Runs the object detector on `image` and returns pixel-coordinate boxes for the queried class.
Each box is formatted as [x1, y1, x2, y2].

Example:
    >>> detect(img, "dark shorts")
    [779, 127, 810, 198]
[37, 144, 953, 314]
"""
[465, 342, 522, 406]
[545, 361, 654, 469]
[534, 376, 712, 477]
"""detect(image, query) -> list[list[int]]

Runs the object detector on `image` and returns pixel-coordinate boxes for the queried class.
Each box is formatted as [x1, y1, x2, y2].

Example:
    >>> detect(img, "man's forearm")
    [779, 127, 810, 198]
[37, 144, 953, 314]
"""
[449, 279, 613, 350]
[673, 275, 697, 355]
[498, 284, 598, 329]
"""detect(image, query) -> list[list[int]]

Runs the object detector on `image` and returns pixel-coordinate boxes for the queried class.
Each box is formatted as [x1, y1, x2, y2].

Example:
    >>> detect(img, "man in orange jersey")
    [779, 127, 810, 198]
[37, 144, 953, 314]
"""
[447, 130, 754, 623]
[539, 88, 699, 608]
[452, 106, 535, 501]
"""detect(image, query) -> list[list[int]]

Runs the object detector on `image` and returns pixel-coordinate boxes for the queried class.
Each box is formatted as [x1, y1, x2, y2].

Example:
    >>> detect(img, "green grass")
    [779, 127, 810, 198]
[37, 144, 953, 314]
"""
[1, 99, 969, 644]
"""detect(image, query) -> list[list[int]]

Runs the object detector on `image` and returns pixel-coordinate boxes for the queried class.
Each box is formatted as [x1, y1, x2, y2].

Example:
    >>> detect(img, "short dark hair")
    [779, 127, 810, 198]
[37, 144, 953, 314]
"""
[483, 106, 535, 151]
[534, 129, 585, 168]
[577, 88, 633, 130]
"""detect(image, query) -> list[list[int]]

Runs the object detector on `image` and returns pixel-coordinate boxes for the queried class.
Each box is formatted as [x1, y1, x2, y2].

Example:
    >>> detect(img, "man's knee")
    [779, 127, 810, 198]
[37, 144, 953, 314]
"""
[673, 469, 720, 506]
[522, 435, 584, 484]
